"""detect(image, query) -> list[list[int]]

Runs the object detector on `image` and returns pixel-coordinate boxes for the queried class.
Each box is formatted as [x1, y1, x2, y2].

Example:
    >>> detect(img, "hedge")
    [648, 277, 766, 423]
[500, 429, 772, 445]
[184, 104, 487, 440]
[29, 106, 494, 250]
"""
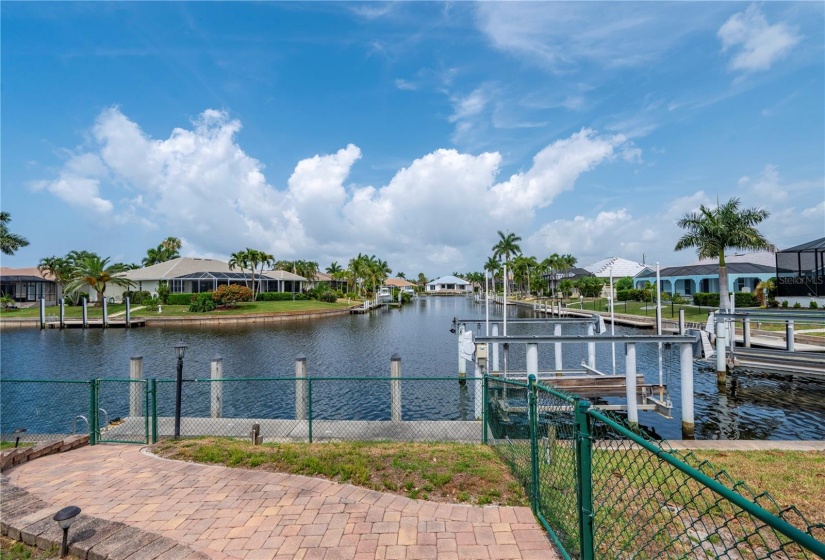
[167, 293, 197, 305]
[256, 291, 309, 301]
[692, 292, 759, 307]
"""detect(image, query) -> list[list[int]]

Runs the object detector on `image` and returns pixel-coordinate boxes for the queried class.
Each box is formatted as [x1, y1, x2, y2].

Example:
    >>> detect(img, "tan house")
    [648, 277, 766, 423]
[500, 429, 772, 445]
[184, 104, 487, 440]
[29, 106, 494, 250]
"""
[0, 267, 57, 305]
[385, 277, 416, 293]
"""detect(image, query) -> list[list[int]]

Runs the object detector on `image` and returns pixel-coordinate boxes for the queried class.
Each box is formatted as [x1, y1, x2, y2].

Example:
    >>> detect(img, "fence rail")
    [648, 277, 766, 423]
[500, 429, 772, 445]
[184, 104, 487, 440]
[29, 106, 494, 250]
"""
[3, 374, 823, 558]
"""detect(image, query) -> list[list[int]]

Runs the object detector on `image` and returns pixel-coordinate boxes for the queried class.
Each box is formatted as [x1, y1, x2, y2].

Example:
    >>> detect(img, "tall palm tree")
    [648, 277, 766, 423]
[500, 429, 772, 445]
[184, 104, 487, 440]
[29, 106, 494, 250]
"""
[492, 230, 522, 293]
[64, 255, 135, 306]
[38, 256, 73, 300]
[484, 256, 502, 292]
[0, 212, 29, 256]
[228, 250, 251, 290]
[675, 197, 774, 310]
[326, 262, 342, 275]
[142, 237, 181, 266]
[161, 236, 182, 253]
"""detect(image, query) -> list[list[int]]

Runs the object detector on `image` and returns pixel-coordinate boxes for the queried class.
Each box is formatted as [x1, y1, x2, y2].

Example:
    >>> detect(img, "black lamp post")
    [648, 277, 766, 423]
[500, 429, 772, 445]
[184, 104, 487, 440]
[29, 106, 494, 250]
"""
[53, 505, 81, 558]
[174, 341, 187, 439]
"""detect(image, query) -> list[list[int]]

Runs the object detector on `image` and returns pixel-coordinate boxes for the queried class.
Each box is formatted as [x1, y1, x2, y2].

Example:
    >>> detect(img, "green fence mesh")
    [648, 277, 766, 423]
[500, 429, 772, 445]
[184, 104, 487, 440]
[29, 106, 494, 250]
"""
[0, 379, 92, 444]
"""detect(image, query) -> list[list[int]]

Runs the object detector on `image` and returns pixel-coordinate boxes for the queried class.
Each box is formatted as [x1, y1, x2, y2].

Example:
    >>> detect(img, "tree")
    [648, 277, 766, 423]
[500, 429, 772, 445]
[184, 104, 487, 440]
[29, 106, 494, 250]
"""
[64, 255, 135, 305]
[416, 272, 428, 291]
[326, 262, 342, 275]
[484, 256, 502, 292]
[615, 276, 634, 291]
[142, 236, 181, 266]
[38, 256, 72, 299]
[397, 271, 406, 279]
[492, 230, 522, 294]
[754, 278, 776, 308]
[0, 212, 29, 256]
[675, 197, 774, 310]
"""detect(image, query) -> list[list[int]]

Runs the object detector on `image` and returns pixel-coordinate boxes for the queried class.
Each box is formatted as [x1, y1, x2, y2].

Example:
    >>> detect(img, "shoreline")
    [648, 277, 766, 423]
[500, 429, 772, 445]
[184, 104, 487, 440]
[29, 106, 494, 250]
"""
[0, 306, 354, 329]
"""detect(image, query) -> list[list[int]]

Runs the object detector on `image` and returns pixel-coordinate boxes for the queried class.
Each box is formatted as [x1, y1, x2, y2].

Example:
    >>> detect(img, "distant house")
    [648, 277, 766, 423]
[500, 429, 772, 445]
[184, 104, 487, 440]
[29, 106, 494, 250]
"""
[583, 257, 646, 279]
[634, 251, 776, 296]
[776, 237, 825, 306]
[425, 275, 472, 293]
[541, 267, 593, 295]
[385, 277, 416, 293]
[0, 267, 57, 305]
[103, 257, 307, 301]
[311, 272, 347, 292]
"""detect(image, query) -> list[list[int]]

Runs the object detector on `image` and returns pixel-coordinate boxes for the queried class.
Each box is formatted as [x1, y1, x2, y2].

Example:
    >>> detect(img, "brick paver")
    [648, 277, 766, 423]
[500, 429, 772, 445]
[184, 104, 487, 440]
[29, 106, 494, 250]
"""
[7, 445, 557, 560]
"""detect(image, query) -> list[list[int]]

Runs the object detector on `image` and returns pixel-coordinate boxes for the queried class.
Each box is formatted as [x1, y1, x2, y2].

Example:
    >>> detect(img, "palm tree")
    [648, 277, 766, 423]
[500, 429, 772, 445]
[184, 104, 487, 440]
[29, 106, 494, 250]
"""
[161, 236, 182, 253]
[492, 230, 522, 293]
[484, 256, 501, 292]
[38, 256, 73, 300]
[142, 237, 181, 266]
[416, 272, 428, 291]
[64, 255, 135, 306]
[326, 262, 342, 275]
[228, 250, 251, 290]
[754, 278, 776, 308]
[0, 212, 29, 256]
[675, 197, 774, 310]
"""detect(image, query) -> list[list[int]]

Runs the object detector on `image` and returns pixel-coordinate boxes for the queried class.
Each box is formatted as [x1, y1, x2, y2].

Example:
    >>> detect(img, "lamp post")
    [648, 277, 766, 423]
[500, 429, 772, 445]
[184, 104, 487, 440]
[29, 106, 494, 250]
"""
[174, 341, 188, 439]
[53, 506, 81, 558]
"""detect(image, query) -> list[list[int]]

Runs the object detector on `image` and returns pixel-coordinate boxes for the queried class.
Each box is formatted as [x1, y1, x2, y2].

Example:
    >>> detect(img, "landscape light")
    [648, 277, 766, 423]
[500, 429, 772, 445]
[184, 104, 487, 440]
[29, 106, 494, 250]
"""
[53, 506, 81, 558]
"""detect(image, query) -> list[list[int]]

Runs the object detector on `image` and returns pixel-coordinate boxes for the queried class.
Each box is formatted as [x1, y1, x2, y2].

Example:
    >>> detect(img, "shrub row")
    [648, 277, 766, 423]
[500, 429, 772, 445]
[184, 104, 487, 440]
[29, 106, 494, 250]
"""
[166, 293, 196, 305]
[123, 290, 153, 305]
[257, 291, 309, 301]
[692, 292, 759, 307]
[616, 288, 651, 302]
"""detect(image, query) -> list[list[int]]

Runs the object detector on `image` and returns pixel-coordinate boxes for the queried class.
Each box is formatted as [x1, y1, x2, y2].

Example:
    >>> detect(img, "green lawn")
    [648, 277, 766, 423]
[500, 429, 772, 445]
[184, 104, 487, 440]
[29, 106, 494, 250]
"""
[0, 300, 355, 319]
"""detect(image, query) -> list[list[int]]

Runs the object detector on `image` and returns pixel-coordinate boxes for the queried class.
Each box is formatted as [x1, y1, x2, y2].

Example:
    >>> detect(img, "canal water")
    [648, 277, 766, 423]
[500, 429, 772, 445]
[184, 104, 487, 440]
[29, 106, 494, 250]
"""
[2, 296, 823, 440]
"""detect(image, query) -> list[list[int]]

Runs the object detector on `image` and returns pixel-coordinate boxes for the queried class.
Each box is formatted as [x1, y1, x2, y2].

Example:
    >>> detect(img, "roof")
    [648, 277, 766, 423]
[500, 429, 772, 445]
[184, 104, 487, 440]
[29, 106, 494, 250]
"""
[122, 257, 306, 281]
[637, 262, 776, 278]
[0, 267, 54, 282]
[583, 257, 646, 278]
[780, 237, 825, 252]
[542, 267, 593, 281]
[427, 275, 469, 286]
[689, 251, 776, 267]
[385, 277, 415, 288]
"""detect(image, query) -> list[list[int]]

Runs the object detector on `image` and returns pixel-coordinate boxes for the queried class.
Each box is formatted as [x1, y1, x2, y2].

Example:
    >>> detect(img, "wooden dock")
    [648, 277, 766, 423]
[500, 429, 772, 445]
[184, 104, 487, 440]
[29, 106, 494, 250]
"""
[45, 318, 146, 329]
[349, 300, 388, 314]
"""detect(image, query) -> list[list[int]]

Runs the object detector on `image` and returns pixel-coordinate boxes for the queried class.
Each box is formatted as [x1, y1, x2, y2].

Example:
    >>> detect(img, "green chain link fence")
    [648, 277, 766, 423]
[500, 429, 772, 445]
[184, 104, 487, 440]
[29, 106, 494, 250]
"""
[0, 379, 94, 445]
[484, 374, 825, 559]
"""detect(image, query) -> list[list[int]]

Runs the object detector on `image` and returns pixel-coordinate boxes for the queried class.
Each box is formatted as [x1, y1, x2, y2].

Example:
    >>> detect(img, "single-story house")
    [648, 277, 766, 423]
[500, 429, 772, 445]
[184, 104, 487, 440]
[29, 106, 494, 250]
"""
[634, 251, 776, 296]
[426, 275, 472, 293]
[541, 267, 594, 295]
[385, 277, 416, 293]
[584, 257, 647, 279]
[0, 267, 57, 305]
[311, 272, 348, 292]
[103, 257, 307, 301]
[776, 237, 825, 306]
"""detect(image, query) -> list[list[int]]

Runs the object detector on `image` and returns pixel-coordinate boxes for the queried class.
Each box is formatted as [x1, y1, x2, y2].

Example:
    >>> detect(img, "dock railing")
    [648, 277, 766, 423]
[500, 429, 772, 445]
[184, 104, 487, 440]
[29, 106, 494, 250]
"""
[485, 375, 825, 559]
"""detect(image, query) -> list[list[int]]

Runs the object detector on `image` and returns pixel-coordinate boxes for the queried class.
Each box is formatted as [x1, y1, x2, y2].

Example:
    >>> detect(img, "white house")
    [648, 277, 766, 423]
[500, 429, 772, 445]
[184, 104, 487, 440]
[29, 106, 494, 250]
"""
[425, 275, 472, 293]
[583, 257, 647, 279]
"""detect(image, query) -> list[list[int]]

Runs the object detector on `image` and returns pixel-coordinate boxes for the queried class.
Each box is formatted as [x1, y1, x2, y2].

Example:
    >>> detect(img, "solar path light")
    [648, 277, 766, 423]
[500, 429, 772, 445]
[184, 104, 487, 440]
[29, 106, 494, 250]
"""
[174, 341, 187, 439]
[53, 505, 81, 557]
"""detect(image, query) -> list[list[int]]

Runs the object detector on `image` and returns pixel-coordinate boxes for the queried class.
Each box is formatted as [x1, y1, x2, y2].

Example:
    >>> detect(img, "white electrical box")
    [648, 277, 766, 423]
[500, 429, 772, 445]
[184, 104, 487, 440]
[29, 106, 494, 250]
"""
[475, 343, 488, 360]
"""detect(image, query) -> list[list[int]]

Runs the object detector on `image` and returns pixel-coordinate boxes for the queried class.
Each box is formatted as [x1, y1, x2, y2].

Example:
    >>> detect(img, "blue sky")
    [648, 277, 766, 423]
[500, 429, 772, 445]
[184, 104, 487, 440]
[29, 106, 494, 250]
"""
[2, 2, 823, 277]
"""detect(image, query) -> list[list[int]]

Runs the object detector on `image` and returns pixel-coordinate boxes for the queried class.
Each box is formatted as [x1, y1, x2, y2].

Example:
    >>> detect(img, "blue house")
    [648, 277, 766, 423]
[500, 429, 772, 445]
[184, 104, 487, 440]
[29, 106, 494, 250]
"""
[634, 252, 776, 296]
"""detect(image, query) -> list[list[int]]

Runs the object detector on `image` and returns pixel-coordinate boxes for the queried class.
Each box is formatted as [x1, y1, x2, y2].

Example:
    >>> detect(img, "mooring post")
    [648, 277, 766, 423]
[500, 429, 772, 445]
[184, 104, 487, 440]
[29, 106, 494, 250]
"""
[743, 317, 751, 348]
[82, 298, 88, 328]
[554, 323, 562, 375]
[526, 343, 538, 379]
[295, 353, 307, 421]
[474, 362, 483, 420]
[502, 343, 509, 376]
[129, 355, 143, 417]
[491, 323, 500, 373]
[625, 342, 638, 428]
[680, 342, 695, 439]
[102, 297, 108, 329]
[39, 297, 46, 329]
[458, 323, 467, 382]
[715, 320, 727, 385]
[211, 356, 223, 419]
[678, 308, 685, 335]
[59, 297, 65, 329]
[786, 320, 795, 353]
[586, 323, 596, 369]
[125, 297, 131, 328]
[390, 353, 402, 422]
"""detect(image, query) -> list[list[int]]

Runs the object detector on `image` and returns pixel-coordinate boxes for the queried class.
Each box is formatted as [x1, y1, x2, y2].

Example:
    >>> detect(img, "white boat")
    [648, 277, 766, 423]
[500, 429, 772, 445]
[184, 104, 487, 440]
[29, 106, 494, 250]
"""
[377, 286, 393, 303]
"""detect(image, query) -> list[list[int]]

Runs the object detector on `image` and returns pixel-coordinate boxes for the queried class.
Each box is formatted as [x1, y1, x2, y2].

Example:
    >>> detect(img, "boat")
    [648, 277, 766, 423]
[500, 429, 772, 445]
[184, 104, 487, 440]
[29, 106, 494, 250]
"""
[377, 286, 393, 303]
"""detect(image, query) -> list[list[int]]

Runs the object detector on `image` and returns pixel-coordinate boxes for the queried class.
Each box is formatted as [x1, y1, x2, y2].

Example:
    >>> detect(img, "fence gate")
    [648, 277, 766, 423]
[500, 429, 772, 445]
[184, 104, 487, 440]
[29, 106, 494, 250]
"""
[95, 379, 149, 444]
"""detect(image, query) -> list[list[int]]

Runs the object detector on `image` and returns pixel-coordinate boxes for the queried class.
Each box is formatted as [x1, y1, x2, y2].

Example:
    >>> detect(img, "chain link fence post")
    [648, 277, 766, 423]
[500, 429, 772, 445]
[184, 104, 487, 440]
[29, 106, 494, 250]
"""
[481, 374, 488, 444]
[144, 380, 150, 444]
[307, 378, 313, 443]
[575, 398, 594, 560]
[150, 378, 158, 443]
[527, 374, 540, 514]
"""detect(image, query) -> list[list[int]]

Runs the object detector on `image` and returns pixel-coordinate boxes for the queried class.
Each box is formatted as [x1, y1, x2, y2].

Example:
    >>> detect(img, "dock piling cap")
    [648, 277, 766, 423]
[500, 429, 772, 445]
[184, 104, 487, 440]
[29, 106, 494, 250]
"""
[296, 353, 307, 362]
[391, 353, 401, 361]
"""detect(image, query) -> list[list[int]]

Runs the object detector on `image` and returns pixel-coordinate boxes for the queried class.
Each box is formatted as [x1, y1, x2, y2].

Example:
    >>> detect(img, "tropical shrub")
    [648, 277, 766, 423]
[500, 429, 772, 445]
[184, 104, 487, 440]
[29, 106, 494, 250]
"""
[576, 276, 604, 298]
[144, 296, 160, 312]
[558, 279, 574, 298]
[810, 300, 819, 309]
[189, 293, 216, 313]
[781, 300, 789, 308]
[167, 293, 197, 305]
[615, 276, 634, 291]
[734, 292, 758, 308]
[257, 291, 309, 301]
[318, 291, 338, 303]
[212, 284, 252, 307]
[124, 290, 152, 305]
[692, 292, 758, 307]
[157, 281, 170, 305]
[793, 302, 802, 309]
[1, 294, 15, 309]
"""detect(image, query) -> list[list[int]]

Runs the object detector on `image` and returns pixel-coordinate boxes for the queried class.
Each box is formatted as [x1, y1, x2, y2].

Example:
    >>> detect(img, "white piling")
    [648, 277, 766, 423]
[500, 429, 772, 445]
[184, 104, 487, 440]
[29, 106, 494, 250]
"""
[609, 269, 616, 375]
[503, 263, 508, 336]
[729, 294, 736, 354]
[586, 323, 596, 369]
[458, 323, 467, 379]
[786, 320, 795, 352]
[625, 342, 638, 426]
[678, 308, 685, 335]
[59, 298, 65, 329]
[485, 271, 490, 336]
[125, 297, 131, 328]
[211, 356, 223, 419]
[744, 317, 751, 348]
[102, 297, 108, 328]
[491, 323, 500, 373]
[390, 354, 402, 422]
[680, 342, 695, 439]
[39, 297, 45, 329]
[554, 323, 562, 374]
[295, 354, 307, 421]
[129, 356, 143, 417]
[526, 343, 538, 378]
[716, 320, 727, 384]
[82, 298, 88, 328]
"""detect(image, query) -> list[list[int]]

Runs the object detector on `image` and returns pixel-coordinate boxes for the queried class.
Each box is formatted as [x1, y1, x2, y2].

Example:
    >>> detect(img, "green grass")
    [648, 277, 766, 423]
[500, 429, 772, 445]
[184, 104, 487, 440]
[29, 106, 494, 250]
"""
[0, 441, 34, 450]
[152, 437, 528, 506]
[0, 300, 354, 318]
[0, 537, 74, 560]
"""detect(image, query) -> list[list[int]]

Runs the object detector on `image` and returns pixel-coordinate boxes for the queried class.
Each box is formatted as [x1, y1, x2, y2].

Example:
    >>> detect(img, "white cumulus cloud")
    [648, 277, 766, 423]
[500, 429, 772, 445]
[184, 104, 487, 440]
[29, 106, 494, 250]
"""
[718, 4, 800, 73]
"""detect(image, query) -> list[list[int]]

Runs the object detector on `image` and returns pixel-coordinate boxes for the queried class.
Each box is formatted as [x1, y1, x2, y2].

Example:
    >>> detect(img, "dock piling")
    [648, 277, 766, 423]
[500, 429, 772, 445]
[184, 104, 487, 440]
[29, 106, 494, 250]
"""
[678, 308, 685, 335]
[458, 323, 466, 383]
[295, 354, 307, 421]
[391, 354, 402, 422]
[82, 298, 88, 328]
[59, 298, 65, 329]
[491, 323, 500, 372]
[129, 356, 143, 417]
[554, 323, 562, 374]
[716, 320, 727, 385]
[39, 297, 45, 329]
[743, 317, 751, 348]
[586, 323, 596, 369]
[211, 357, 223, 419]
[102, 298, 108, 329]
[786, 320, 795, 352]
[125, 297, 131, 328]
[625, 342, 638, 427]
[680, 342, 695, 439]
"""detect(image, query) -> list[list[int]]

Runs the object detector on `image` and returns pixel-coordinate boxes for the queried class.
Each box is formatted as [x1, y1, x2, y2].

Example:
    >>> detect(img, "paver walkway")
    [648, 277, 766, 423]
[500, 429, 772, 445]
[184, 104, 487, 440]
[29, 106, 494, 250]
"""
[7, 445, 557, 560]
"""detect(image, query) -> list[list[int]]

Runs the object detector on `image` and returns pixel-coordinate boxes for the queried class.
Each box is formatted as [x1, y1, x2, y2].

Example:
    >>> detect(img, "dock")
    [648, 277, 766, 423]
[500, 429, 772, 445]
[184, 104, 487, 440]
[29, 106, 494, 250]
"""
[728, 347, 825, 378]
[45, 318, 147, 329]
[350, 300, 388, 314]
